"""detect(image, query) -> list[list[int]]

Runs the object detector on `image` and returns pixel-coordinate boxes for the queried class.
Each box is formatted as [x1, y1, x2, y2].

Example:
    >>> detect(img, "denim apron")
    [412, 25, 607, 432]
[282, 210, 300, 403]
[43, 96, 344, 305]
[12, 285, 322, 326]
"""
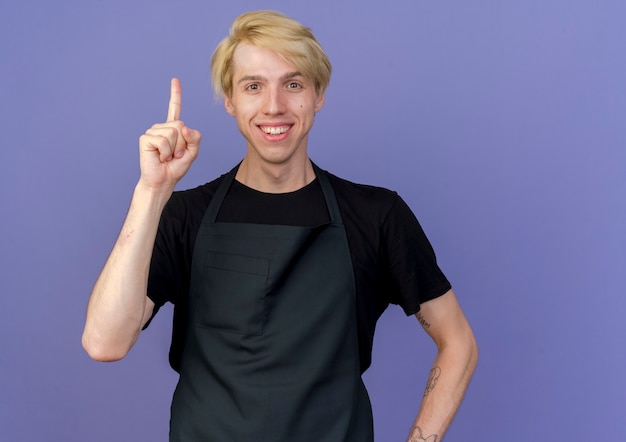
[169, 164, 373, 441]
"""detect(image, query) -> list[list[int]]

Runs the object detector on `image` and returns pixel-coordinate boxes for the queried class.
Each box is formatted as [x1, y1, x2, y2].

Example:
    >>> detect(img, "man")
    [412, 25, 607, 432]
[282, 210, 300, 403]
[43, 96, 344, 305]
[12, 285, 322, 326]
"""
[82, 10, 477, 442]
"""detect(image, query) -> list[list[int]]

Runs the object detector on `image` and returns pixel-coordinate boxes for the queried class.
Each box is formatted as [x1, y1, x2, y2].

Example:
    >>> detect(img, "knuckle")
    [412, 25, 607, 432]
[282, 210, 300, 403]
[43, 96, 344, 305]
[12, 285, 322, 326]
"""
[139, 133, 156, 146]
[156, 136, 172, 151]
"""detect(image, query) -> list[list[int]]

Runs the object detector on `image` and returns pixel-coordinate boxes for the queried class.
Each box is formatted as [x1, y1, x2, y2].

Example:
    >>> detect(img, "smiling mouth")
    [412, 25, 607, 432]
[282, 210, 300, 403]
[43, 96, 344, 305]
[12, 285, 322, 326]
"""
[259, 125, 291, 135]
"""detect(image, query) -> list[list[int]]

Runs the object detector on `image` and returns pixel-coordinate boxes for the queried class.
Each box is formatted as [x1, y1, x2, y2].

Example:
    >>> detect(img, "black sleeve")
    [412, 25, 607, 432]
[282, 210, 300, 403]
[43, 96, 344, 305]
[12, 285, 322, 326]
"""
[146, 194, 187, 316]
[380, 195, 451, 316]
[145, 180, 219, 327]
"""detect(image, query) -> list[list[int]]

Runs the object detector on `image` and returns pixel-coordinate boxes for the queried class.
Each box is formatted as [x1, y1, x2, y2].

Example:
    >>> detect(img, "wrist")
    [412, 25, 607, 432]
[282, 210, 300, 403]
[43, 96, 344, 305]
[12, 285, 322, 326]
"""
[134, 180, 175, 208]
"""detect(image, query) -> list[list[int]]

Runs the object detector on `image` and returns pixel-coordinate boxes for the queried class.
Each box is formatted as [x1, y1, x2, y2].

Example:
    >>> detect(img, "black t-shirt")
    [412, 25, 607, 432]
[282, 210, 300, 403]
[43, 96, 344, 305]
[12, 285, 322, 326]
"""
[147, 167, 451, 373]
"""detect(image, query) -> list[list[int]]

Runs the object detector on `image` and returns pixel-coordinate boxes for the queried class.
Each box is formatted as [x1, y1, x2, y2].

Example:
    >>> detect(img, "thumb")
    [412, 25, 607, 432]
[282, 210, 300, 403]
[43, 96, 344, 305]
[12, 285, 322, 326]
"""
[182, 126, 202, 150]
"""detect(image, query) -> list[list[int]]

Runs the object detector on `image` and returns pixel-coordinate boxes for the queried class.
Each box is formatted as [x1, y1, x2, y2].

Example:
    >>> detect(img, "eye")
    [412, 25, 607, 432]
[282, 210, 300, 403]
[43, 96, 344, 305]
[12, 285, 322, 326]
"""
[287, 82, 302, 89]
[246, 83, 260, 91]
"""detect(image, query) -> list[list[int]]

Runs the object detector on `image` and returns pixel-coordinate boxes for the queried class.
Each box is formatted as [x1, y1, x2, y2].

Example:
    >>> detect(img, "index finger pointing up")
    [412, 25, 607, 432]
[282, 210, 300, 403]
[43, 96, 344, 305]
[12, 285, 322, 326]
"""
[167, 77, 182, 122]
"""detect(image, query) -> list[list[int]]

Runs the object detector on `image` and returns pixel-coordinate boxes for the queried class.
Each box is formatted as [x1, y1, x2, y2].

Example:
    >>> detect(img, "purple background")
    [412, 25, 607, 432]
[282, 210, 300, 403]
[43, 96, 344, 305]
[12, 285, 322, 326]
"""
[2, 1, 625, 440]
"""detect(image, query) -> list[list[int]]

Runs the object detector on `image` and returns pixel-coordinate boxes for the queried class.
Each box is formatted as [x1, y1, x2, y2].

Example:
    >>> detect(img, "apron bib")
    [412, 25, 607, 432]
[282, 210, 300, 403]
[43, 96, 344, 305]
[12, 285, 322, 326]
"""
[170, 164, 373, 442]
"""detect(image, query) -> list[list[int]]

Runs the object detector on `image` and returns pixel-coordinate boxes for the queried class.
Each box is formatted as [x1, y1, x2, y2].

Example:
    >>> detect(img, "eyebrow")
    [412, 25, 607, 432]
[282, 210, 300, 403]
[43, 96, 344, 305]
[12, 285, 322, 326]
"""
[237, 71, 303, 85]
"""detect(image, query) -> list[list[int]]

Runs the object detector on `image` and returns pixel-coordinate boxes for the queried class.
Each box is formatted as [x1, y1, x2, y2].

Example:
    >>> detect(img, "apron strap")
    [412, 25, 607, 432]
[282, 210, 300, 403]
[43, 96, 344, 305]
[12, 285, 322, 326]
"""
[202, 165, 239, 224]
[311, 162, 344, 225]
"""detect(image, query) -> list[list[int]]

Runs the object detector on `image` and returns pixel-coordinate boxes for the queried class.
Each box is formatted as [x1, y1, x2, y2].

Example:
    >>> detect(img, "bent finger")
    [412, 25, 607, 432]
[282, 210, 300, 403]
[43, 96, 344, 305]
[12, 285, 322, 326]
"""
[145, 126, 179, 151]
[140, 134, 174, 162]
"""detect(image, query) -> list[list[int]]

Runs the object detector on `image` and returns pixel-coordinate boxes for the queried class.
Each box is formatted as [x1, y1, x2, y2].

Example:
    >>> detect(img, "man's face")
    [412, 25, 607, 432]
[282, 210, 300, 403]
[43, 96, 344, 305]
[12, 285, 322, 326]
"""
[224, 43, 325, 167]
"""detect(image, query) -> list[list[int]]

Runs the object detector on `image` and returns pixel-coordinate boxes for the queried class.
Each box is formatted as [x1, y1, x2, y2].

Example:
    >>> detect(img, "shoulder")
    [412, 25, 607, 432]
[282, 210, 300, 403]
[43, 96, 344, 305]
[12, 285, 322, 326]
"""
[156, 173, 229, 242]
[322, 167, 436, 257]
[324, 169, 401, 224]
[162, 173, 227, 222]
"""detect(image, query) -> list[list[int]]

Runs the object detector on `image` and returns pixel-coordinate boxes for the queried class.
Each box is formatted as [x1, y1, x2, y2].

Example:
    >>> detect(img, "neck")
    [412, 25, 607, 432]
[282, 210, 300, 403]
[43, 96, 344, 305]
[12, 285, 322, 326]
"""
[235, 156, 315, 193]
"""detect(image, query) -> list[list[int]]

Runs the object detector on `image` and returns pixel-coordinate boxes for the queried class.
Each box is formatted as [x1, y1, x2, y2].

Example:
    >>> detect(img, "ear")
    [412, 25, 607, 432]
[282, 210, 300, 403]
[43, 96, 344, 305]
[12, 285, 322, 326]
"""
[314, 93, 325, 113]
[224, 96, 236, 116]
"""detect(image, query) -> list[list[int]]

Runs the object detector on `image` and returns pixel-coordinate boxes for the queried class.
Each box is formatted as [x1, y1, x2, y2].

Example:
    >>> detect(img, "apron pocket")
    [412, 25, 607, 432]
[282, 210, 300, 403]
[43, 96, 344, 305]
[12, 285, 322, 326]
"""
[195, 251, 270, 336]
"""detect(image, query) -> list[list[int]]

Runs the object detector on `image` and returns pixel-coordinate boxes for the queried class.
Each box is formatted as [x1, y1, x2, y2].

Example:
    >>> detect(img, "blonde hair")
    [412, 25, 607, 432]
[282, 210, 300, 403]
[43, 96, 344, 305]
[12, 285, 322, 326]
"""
[210, 10, 332, 98]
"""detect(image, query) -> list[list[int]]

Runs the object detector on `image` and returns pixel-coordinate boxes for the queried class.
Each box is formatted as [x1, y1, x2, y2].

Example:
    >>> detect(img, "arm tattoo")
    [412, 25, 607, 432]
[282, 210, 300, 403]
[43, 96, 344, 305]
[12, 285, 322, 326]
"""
[417, 312, 431, 329]
[409, 425, 439, 442]
[424, 366, 441, 397]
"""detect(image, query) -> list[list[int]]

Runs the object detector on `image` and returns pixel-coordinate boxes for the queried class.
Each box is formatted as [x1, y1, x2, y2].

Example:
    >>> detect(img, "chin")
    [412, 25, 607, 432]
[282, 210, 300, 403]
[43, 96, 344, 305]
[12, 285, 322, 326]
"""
[254, 147, 298, 164]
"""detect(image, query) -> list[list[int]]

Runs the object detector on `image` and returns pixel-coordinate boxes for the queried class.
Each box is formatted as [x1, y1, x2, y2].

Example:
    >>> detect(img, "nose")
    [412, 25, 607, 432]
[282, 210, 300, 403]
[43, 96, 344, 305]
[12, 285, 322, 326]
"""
[263, 86, 287, 115]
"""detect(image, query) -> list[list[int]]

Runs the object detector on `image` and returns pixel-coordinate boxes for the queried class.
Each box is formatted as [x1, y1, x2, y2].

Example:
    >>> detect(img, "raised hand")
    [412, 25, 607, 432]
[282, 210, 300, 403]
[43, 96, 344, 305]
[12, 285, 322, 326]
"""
[83, 79, 202, 362]
[138, 78, 202, 192]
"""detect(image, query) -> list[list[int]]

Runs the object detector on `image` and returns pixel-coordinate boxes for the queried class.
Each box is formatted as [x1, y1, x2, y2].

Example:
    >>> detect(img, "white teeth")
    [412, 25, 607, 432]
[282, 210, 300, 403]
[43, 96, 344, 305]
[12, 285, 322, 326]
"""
[261, 126, 289, 135]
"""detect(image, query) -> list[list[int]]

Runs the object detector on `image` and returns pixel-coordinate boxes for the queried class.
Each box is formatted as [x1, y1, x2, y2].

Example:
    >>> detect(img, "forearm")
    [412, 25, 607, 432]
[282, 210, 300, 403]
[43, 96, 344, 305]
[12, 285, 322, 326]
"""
[407, 335, 478, 441]
[82, 182, 171, 361]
